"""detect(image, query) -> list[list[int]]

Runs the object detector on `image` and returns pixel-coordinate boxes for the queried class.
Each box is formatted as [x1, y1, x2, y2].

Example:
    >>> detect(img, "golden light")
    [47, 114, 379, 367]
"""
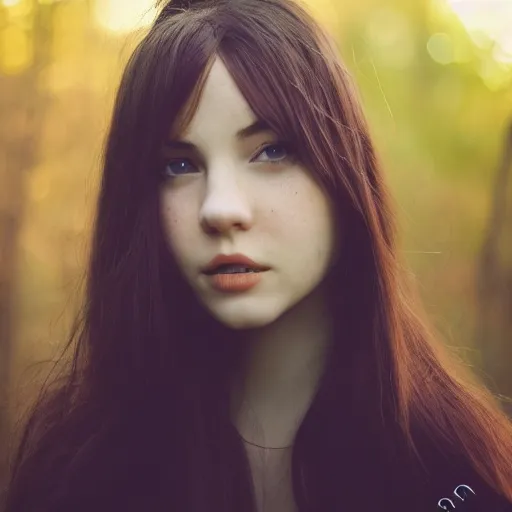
[94, 0, 158, 33]
[0, 24, 32, 74]
[93, 0, 340, 34]
[302, 0, 340, 32]
[446, 0, 512, 64]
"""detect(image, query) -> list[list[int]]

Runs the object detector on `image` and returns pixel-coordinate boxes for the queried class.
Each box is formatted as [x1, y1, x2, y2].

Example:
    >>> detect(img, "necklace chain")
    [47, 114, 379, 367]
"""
[237, 431, 292, 450]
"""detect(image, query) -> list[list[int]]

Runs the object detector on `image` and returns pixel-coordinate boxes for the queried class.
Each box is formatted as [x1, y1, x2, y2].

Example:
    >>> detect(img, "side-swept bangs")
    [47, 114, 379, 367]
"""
[115, 0, 372, 218]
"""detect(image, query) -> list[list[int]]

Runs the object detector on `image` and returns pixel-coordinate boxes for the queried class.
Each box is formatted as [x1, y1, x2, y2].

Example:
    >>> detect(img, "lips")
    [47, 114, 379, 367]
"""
[202, 253, 270, 275]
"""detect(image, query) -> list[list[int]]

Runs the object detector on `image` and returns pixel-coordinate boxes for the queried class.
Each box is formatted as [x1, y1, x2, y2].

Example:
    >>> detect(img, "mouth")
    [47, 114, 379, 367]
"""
[202, 254, 270, 276]
[203, 264, 266, 276]
[202, 265, 269, 293]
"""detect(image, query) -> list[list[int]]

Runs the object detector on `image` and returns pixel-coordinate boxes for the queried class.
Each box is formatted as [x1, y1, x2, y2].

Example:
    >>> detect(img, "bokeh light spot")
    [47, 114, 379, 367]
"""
[427, 33, 455, 65]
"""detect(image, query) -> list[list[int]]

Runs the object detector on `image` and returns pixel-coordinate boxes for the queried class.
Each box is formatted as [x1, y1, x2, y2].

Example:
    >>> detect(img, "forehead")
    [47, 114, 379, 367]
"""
[179, 57, 258, 143]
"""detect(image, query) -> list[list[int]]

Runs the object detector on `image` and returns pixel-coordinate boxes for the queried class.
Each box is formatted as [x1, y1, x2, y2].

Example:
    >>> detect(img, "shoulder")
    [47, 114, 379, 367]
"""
[413, 440, 512, 511]
[427, 468, 511, 511]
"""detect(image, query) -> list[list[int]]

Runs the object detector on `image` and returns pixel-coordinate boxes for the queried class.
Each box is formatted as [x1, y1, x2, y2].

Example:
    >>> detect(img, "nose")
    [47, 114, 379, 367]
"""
[199, 173, 253, 235]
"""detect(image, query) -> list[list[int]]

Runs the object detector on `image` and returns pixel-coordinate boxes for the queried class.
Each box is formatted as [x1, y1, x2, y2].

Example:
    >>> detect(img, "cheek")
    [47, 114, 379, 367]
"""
[160, 193, 196, 260]
[268, 178, 335, 248]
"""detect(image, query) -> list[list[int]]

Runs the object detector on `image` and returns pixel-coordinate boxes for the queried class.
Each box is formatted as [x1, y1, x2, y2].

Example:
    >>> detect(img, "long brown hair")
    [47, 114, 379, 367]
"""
[3, 0, 512, 510]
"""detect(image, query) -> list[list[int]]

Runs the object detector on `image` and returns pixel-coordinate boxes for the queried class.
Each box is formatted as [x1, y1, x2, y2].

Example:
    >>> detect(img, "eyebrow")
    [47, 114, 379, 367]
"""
[164, 119, 273, 151]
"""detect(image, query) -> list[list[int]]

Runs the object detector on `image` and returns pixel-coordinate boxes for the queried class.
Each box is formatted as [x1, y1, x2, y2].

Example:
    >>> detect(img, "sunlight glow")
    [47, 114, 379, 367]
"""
[93, 0, 341, 35]
[446, 0, 512, 63]
[94, 0, 158, 33]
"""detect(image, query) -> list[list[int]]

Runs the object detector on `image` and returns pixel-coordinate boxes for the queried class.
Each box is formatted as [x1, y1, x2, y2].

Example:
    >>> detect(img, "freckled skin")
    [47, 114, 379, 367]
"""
[160, 57, 339, 330]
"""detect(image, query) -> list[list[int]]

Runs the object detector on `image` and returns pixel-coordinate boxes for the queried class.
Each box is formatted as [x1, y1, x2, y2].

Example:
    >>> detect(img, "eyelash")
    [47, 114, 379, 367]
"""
[161, 142, 295, 178]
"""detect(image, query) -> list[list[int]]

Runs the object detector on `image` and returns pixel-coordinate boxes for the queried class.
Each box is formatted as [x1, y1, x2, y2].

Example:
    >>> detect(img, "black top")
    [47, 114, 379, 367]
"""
[377, 436, 512, 512]
[420, 460, 511, 511]
[2, 454, 510, 512]
[305, 412, 512, 512]
[2, 418, 511, 512]
[327, 454, 512, 512]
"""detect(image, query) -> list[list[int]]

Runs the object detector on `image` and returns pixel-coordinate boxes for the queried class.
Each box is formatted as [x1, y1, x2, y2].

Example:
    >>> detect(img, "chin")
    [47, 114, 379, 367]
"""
[205, 302, 285, 331]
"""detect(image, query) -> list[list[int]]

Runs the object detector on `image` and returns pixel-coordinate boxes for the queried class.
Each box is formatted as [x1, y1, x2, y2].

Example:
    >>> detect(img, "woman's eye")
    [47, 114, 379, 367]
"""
[161, 143, 294, 179]
[163, 158, 198, 177]
[253, 143, 293, 164]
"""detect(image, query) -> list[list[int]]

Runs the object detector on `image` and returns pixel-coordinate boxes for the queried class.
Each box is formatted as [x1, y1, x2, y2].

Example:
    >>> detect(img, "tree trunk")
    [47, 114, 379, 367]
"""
[475, 120, 512, 402]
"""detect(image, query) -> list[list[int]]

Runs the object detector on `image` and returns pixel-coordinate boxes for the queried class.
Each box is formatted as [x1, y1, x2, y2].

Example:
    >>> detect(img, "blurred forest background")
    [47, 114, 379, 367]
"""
[0, 0, 511, 489]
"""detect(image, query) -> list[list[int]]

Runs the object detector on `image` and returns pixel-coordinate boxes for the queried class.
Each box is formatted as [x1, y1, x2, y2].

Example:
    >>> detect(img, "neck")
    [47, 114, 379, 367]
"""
[230, 285, 334, 448]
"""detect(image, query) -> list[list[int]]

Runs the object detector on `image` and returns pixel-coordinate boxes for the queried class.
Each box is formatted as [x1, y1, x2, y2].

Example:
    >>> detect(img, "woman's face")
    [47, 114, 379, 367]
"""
[160, 57, 339, 329]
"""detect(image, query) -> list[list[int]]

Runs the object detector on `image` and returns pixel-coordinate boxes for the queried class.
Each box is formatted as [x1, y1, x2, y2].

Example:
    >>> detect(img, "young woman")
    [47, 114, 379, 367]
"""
[3, 0, 512, 511]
